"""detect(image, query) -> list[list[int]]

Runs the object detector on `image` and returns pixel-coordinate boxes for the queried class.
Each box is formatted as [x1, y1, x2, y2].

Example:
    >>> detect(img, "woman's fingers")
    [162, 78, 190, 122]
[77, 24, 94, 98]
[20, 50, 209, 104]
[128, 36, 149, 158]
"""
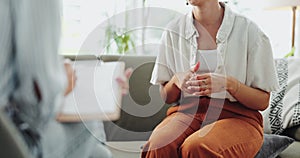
[182, 86, 195, 94]
[64, 62, 76, 96]
[193, 88, 212, 96]
[115, 68, 133, 95]
[186, 79, 209, 87]
[185, 73, 227, 95]
[124, 68, 133, 79]
[190, 61, 200, 73]
[180, 74, 194, 94]
[116, 77, 130, 95]
[194, 73, 211, 80]
[188, 85, 210, 91]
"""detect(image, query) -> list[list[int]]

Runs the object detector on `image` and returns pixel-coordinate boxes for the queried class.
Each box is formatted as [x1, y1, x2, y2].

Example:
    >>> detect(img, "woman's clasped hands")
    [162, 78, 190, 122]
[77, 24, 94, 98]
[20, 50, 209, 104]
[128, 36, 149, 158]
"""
[174, 62, 227, 96]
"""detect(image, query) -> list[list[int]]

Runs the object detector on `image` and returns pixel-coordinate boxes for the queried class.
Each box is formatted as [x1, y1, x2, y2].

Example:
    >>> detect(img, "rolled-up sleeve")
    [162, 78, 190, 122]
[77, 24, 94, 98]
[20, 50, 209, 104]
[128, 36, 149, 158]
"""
[150, 31, 174, 85]
[246, 32, 279, 92]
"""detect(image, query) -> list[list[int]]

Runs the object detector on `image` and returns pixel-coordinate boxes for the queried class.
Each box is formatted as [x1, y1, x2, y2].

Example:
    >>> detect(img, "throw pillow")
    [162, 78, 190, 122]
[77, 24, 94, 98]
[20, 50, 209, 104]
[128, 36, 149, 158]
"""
[262, 58, 300, 134]
[255, 134, 294, 158]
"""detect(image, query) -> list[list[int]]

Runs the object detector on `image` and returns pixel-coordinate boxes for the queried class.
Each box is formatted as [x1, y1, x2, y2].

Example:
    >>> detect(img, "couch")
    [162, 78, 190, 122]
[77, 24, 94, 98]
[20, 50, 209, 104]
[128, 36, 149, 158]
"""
[99, 55, 300, 158]
[0, 106, 32, 157]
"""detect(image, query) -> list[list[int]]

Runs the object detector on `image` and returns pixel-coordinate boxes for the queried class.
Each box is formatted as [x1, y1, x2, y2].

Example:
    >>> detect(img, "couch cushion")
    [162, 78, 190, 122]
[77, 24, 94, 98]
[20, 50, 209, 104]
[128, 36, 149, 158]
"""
[0, 107, 31, 158]
[262, 58, 300, 134]
[255, 134, 294, 158]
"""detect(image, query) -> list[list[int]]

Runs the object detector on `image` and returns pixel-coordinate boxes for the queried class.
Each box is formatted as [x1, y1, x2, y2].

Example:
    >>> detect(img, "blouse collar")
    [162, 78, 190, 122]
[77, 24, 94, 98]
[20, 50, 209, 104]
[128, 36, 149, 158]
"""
[184, 2, 236, 43]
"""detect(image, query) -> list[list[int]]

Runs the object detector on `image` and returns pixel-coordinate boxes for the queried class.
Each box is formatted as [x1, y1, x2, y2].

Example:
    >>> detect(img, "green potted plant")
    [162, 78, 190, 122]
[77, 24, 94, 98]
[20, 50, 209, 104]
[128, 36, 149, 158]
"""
[104, 0, 137, 55]
[105, 26, 136, 54]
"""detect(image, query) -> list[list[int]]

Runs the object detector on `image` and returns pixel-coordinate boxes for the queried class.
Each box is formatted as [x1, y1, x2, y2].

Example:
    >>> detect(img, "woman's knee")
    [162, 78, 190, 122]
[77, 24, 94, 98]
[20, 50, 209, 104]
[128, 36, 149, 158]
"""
[142, 138, 180, 158]
[180, 136, 221, 158]
[180, 133, 262, 158]
[143, 137, 178, 152]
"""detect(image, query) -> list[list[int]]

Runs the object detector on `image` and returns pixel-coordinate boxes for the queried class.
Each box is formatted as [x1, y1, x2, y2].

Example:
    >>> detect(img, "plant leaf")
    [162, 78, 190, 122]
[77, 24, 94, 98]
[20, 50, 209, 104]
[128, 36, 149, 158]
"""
[284, 47, 295, 58]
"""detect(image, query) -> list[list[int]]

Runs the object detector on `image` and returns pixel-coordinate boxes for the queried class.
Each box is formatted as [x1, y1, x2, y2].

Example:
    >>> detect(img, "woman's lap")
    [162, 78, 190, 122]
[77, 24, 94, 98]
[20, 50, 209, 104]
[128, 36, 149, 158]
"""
[142, 112, 200, 158]
[144, 112, 200, 149]
[142, 111, 263, 158]
[181, 118, 263, 158]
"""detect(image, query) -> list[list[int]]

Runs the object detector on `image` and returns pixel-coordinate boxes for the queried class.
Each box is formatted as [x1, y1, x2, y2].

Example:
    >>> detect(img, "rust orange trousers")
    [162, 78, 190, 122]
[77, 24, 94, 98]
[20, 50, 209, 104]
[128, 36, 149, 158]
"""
[141, 97, 264, 158]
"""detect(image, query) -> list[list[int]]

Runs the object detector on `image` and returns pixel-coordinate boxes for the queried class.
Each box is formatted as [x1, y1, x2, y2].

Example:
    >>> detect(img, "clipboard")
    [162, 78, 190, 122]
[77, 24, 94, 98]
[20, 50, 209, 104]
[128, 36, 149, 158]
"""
[56, 60, 125, 122]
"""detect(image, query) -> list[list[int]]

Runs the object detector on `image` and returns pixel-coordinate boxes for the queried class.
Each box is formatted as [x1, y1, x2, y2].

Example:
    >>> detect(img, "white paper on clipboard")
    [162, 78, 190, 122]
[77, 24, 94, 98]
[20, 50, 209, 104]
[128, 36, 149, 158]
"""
[56, 60, 125, 122]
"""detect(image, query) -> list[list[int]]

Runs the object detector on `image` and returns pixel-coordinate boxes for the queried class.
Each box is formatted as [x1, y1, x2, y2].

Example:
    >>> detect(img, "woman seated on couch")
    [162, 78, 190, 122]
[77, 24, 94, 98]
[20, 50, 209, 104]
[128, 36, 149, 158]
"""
[141, 0, 279, 157]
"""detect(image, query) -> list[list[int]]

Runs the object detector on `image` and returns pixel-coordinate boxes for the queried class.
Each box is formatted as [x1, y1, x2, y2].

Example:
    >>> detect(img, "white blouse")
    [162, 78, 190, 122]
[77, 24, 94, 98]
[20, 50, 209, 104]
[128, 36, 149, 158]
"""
[150, 2, 279, 102]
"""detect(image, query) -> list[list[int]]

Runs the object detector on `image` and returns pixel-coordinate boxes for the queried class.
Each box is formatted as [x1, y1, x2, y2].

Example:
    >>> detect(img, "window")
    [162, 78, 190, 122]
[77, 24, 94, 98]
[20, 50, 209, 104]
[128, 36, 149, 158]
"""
[61, 0, 294, 58]
[61, 0, 130, 55]
[226, 0, 292, 58]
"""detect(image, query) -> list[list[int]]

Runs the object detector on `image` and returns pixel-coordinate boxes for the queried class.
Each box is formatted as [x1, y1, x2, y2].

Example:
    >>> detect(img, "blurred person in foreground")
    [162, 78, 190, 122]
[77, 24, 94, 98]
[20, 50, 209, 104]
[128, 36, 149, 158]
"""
[0, 0, 131, 157]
